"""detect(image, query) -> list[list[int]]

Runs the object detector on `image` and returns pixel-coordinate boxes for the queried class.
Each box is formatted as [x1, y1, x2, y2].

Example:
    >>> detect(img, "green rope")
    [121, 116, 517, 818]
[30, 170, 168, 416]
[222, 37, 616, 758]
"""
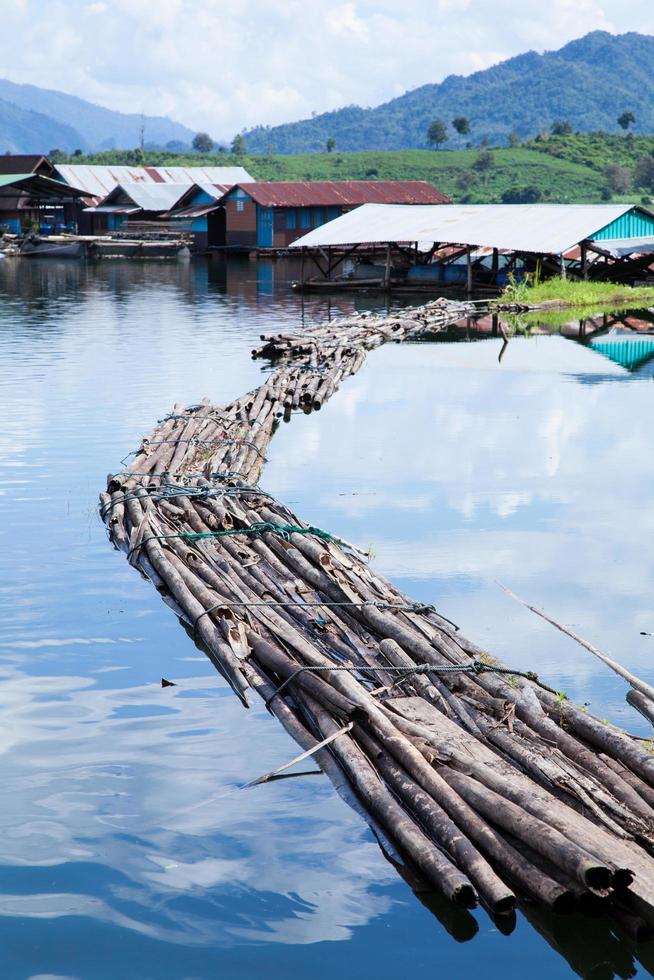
[101, 482, 271, 519]
[110, 470, 243, 484]
[127, 521, 342, 560]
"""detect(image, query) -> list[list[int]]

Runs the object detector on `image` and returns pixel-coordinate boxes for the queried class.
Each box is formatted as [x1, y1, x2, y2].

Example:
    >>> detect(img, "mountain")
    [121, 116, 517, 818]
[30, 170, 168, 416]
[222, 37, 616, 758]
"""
[243, 32, 654, 154]
[0, 79, 195, 153]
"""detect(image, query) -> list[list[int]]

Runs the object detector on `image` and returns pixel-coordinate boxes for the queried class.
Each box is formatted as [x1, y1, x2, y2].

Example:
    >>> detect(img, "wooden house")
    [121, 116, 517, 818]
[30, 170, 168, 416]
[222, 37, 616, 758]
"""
[219, 181, 451, 249]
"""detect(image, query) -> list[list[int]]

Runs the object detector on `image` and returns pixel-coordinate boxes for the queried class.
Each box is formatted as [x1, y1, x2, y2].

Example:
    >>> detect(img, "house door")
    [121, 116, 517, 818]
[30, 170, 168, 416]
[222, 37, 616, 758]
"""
[207, 208, 226, 247]
[256, 206, 274, 248]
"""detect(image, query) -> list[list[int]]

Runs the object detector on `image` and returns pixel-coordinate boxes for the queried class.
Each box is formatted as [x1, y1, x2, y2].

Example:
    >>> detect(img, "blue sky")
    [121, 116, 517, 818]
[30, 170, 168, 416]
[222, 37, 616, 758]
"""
[2, 1, 654, 138]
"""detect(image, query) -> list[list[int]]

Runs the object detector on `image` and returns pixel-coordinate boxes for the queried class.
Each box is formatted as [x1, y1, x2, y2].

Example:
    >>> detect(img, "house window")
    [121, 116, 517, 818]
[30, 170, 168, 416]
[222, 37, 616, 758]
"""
[286, 208, 296, 230]
[236, 200, 244, 212]
[300, 207, 311, 228]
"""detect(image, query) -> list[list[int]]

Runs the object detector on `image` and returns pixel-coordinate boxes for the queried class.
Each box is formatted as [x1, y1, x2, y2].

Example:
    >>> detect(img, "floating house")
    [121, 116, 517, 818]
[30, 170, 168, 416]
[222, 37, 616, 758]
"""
[289, 203, 654, 289]
[0, 172, 86, 234]
[218, 181, 451, 249]
[55, 164, 254, 233]
[87, 182, 200, 232]
[164, 184, 228, 250]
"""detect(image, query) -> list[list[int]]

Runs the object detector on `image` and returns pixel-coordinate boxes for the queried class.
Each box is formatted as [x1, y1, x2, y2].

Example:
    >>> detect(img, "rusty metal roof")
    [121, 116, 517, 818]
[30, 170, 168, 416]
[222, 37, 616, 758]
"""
[225, 181, 450, 208]
[0, 155, 53, 176]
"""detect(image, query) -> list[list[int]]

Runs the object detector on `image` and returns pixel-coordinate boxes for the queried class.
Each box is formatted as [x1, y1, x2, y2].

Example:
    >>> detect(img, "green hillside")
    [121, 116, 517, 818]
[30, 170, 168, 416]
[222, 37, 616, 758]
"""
[243, 32, 654, 153]
[62, 144, 619, 204]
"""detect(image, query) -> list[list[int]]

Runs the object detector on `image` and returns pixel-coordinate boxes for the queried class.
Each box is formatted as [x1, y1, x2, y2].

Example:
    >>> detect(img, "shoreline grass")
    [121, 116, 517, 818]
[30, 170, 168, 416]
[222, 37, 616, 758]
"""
[497, 277, 654, 310]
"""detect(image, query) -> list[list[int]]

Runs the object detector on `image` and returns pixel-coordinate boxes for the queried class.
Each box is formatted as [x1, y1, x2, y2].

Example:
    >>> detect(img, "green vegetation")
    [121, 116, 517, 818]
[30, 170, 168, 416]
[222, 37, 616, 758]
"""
[242, 32, 654, 153]
[60, 145, 612, 203]
[499, 277, 654, 309]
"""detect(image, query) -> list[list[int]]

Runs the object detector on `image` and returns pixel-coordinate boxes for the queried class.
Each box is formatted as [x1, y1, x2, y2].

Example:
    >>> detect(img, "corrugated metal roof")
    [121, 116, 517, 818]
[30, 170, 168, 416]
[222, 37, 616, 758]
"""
[167, 204, 222, 219]
[85, 204, 141, 214]
[143, 166, 253, 185]
[56, 165, 158, 200]
[0, 173, 87, 199]
[54, 165, 254, 203]
[591, 236, 654, 257]
[102, 182, 195, 211]
[289, 203, 639, 255]
[0, 173, 34, 188]
[0, 155, 53, 175]
[226, 181, 450, 207]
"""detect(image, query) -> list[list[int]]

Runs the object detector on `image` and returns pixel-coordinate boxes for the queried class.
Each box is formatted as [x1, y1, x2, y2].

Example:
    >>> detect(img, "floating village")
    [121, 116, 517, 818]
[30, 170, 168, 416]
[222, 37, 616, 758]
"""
[3, 154, 654, 293]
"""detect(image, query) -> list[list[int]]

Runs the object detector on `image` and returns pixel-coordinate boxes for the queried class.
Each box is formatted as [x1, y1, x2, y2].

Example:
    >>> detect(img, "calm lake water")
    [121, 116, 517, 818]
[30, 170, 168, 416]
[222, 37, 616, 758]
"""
[1, 254, 654, 979]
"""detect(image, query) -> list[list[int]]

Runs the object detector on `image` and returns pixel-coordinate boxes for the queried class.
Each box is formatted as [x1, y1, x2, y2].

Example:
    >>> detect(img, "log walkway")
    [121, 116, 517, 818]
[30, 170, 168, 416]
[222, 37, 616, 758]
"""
[100, 298, 654, 938]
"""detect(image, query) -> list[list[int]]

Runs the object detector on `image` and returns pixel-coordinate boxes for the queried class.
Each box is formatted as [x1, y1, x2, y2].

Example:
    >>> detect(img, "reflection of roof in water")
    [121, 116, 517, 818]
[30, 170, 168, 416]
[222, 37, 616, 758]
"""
[590, 333, 654, 371]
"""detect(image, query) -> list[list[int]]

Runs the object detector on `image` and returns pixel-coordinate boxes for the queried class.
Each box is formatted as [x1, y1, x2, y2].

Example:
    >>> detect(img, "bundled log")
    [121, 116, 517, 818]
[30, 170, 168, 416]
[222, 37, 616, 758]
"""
[100, 298, 654, 936]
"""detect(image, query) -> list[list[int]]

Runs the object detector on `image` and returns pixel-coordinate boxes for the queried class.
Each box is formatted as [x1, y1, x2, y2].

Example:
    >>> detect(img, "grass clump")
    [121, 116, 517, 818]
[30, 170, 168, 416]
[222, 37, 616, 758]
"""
[499, 277, 654, 309]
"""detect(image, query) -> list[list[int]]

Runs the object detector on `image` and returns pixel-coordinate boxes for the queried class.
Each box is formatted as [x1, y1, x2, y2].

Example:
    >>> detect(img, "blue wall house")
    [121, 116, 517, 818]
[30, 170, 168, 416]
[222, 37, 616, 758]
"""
[164, 183, 229, 250]
[86, 182, 195, 233]
[219, 181, 451, 249]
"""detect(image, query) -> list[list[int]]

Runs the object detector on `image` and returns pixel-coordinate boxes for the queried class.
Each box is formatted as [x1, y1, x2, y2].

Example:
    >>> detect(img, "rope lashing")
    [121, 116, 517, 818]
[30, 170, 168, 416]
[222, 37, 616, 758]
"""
[136, 437, 267, 460]
[159, 411, 265, 429]
[101, 482, 272, 518]
[264, 661, 541, 708]
[127, 521, 343, 561]
[111, 470, 243, 484]
[190, 597, 438, 640]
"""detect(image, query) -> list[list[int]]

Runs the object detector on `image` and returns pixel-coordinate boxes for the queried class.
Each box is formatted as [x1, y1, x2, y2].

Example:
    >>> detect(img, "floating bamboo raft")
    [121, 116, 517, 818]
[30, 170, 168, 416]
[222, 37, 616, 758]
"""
[101, 298, 654, 939]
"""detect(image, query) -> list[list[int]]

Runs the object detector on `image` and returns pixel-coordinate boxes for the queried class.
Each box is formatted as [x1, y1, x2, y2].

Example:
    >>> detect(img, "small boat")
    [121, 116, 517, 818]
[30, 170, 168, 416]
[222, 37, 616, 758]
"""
[20, 235, 86, 259]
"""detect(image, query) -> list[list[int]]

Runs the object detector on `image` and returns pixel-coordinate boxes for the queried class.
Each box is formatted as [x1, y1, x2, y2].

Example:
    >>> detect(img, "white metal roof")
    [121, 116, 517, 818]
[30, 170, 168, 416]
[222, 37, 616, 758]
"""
[147, 166, 253, 185]
[54, 164, 253, 202]
[105, 182, 193, 211]
[289, 203, 637, 256]
[592, 236, 654, 257]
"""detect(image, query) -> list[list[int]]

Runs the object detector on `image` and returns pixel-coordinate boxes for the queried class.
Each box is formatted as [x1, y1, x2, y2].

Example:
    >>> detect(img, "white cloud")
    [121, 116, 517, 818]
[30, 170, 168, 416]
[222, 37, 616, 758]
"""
[0, 1, 653, 137]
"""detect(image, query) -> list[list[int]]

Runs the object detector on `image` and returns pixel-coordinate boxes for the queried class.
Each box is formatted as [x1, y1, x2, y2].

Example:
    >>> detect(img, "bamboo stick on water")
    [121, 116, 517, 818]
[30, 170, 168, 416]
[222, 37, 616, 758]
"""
[100, 298, 654, 934]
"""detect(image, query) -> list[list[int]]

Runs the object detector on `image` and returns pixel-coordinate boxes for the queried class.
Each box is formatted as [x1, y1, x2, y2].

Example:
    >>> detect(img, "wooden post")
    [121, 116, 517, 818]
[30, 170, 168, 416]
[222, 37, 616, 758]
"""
[300, 248, 305, 287]
[559, 253, 566, 279]
[327, 246, 332, 280]
[466, 246, 473, 296]
[580, 241, 588, 280]
[384, 243, 392, 292]
[491, 247, 499, 284]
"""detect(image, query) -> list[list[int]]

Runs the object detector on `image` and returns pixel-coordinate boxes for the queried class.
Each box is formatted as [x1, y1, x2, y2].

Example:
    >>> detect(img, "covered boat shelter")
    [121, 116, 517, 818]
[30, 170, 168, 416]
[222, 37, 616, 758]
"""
[289, 203, 654, 291]
[0, 172, 87, 234]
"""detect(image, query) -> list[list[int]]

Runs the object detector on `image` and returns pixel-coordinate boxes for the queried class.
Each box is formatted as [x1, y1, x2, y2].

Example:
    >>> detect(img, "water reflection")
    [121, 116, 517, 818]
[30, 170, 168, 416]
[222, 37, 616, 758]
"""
[2, 257, 654, 978]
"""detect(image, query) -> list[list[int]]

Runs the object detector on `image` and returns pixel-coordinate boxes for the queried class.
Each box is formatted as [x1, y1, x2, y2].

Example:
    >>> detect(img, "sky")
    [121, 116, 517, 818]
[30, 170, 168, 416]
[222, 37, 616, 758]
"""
[2, 0, 654, 138]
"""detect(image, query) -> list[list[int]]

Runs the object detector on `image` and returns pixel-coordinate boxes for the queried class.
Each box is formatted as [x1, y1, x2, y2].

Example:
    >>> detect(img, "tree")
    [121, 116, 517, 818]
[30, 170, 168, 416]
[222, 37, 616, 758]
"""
[326, 137, 336, 153]
[617, 111, 635, 132]
[604, 163, 632, 195]
[634, 154, 654, 191]
[49, 148, 66, 163]
[73, 148, 83, 157]
[551, 119, 572, 136]
[231, 133, 247, 156]
[507, 132, 520, 148]
[426, 118, 448, 150]
[456, 170, 478, 192]
[501, 185, 543, 203]
[473, 149, 494, 173]
[192, 132, 214, 153]
[452, 116, 470, 136]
